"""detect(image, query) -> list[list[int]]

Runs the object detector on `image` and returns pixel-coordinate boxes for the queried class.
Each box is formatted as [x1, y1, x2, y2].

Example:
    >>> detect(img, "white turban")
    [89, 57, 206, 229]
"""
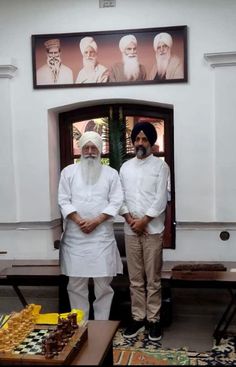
[153, 33, 173, 51]
[119, 34, 137, 52]
[79, 131, 103, 153]
[79, 37, 97, 54]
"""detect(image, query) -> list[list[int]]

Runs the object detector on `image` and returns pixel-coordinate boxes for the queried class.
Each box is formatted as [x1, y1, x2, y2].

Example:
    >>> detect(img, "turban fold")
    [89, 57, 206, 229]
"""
[131, 122, 157, 146]
[44, 39, 60, 50]
[119, 34, 137, 52]
[79, 131, 103, 153]
[80, 37, 97, 54]
[153, 32, 173, 51]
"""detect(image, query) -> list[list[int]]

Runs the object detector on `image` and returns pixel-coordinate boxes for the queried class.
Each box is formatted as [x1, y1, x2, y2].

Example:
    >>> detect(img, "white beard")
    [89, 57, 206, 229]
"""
[155, 50, 171, 78]
[80, 155, 102, 185]
[122, 54, 140, 81]
[135, 145, 151, 159]
[83, 57, 97, 71]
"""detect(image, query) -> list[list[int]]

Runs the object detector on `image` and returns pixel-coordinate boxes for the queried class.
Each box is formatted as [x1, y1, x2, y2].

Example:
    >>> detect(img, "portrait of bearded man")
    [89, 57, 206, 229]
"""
[109, 34, 147, 82]
[75, 36, 109, 84]
[149, 32, 184, 81]
[36, 38, 73, 85]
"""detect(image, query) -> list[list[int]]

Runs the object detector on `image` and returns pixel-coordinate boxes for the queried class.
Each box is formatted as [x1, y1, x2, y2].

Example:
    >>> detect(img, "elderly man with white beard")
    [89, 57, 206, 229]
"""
[149, 32, 184, 81]
[75, 36, 109, 83]
[58, 131, 123, 320]
[36, 39, 73, 85]
[109, 34, 146, 82]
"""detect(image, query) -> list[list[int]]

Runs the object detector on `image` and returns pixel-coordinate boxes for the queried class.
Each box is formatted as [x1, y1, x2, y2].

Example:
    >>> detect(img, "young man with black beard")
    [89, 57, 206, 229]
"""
[58, 131, 123, 321]
[119, 122, 170, 341]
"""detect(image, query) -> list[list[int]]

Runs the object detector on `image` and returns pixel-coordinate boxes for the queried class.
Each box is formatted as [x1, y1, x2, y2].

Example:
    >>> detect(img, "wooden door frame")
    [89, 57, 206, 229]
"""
[59, 101, 175, 249]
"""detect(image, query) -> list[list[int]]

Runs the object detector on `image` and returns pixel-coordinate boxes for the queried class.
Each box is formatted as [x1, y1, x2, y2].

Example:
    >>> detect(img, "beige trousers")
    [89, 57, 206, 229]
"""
[125, 233, 163, 322]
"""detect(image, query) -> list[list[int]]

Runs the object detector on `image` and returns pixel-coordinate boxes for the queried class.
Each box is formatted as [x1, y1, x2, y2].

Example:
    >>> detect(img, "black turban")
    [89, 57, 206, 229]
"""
[131, 122, 157, 146]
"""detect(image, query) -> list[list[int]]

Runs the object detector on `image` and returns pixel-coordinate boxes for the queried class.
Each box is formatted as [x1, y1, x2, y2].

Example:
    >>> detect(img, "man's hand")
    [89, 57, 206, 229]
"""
[79, 213, 110, 234]
[130, 218, 147, 235]
[126, 214, 152, 236]
[67, 212, 83, 226]
[79, 218, 100, 234]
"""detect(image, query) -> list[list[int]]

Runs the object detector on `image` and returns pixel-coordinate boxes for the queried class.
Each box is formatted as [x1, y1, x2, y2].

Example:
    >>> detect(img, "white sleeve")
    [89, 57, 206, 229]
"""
[119, 165, 129, 215]
[58, 168, 77, 219]
[102, 170, 124, 217]
[146, 162, 170, 218]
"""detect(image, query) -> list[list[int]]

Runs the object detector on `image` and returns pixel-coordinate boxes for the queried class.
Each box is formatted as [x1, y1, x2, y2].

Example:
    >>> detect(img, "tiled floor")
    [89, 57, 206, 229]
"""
[0, 285, 235, 352]
[161, 287, 234, 352]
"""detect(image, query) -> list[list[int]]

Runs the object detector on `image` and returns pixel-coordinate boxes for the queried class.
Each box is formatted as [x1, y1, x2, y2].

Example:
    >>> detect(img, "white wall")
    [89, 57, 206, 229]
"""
[0, 0, 236, 260]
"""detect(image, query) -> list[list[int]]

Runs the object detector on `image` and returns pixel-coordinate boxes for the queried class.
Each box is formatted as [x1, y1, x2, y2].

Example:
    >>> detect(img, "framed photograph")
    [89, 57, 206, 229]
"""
[31, 25, 187, 89]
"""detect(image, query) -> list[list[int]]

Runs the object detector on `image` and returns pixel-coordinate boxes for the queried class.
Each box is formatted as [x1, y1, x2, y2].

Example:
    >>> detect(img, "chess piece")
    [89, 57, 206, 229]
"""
[68, 313, 78, 329]
[60, 319, 70, 342]
[54, 329, 65, 351]
[0, 329, 12, 352]
[44, 333, 58, 359]
[63, 317, 73, 337]
[44, 338, 54, 359]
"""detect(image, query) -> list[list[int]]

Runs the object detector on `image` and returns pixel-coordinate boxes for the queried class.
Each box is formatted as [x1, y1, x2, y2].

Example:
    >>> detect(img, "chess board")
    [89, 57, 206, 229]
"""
[13, 328, 51, 355]
[0, 324, 88, 365]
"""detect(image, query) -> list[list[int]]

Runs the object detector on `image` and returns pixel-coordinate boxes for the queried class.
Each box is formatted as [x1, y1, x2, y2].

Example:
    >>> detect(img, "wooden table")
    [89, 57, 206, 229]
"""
[73, 320, 119, 366]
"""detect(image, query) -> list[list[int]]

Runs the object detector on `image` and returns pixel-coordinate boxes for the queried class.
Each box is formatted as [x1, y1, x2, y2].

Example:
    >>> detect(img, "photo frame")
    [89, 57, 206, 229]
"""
[31, 25, 187, 89]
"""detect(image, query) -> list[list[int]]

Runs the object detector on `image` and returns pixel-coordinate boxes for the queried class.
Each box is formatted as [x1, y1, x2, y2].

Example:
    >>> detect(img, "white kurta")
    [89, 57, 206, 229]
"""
[75, 64, 109, 84]
[58, 163, 123, 277]
[36, 64, 73, 85]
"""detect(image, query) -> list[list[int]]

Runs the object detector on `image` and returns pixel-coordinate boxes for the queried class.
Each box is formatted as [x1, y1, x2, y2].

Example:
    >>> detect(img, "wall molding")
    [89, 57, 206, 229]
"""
[0, 219, 61, 231]
[176, 221, 236, 230]
[1, 220, 235, 231]
[204, 51, 236, 68]
[0, 57, 17, 79]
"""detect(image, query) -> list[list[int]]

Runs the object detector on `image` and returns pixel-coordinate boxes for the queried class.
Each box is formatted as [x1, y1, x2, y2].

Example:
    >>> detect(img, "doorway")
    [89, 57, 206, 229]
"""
[59, 101, 175, 248]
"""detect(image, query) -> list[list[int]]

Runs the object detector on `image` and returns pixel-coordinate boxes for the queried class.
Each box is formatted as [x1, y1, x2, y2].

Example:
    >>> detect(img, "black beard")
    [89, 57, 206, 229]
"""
[48, 57, 60, 66]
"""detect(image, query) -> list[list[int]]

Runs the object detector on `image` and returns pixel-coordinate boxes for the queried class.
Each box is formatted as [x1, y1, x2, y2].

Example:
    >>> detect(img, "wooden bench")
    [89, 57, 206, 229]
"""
[0, 260, 66, 311]
[0, 260, 171, 325]
[162, 261, 236, 345]
[1, 260, 236, 345]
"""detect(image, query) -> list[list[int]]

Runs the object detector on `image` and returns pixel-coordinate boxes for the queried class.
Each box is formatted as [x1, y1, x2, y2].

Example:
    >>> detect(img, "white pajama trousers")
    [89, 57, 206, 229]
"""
[67, 276, 114, 320]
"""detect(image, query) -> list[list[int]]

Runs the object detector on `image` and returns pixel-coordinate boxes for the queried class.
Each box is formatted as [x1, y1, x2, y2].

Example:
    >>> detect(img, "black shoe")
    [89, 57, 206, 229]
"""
[148, 321, 162, 341]
[123, 320, 145, 338]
